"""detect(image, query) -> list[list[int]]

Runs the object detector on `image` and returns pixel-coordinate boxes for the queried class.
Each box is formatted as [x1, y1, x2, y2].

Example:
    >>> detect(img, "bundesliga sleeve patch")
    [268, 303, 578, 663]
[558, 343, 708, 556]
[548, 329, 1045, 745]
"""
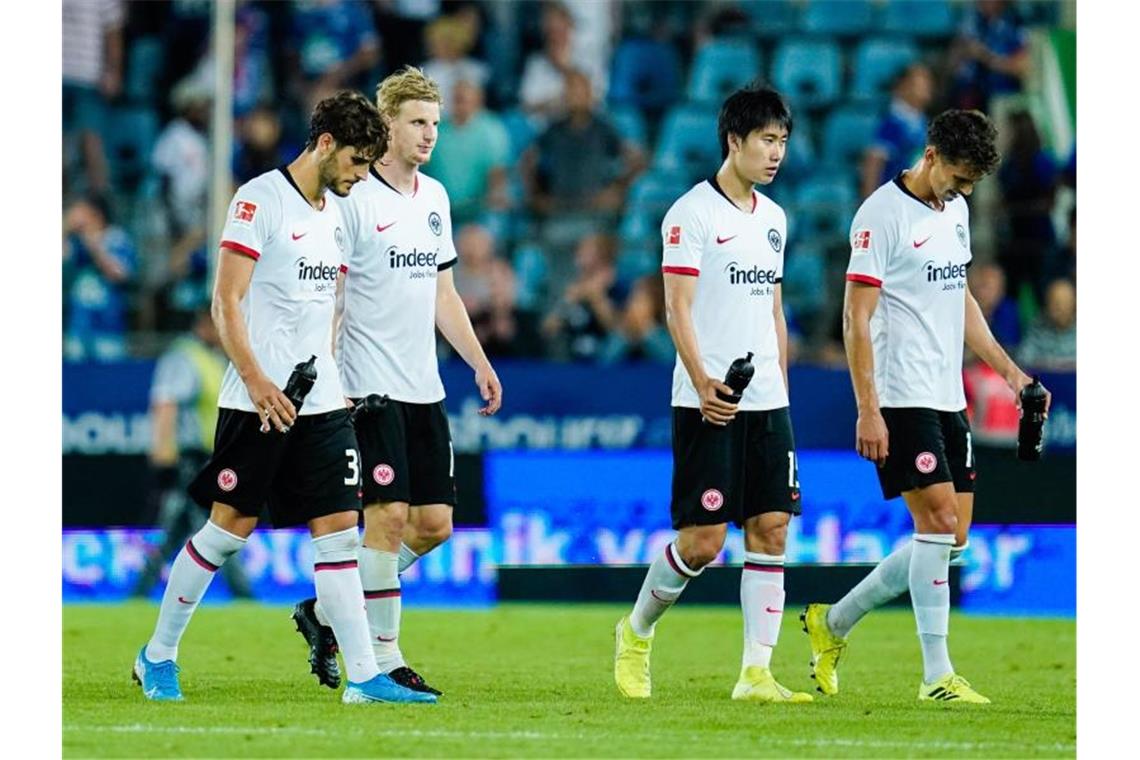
[667, 225, 682, 246]
[233, 201, 258, 224]
[852, 229, 871, 251]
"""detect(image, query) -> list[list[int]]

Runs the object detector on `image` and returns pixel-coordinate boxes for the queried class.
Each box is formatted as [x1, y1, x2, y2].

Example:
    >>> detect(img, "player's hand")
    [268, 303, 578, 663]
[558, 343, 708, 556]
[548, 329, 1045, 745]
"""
[698, 377, 738, 426]
[475, 363, 502, 416]
[245, 373, 297, 433]
[1008, 372, 1052, 417]
[856, 409, 889, 466]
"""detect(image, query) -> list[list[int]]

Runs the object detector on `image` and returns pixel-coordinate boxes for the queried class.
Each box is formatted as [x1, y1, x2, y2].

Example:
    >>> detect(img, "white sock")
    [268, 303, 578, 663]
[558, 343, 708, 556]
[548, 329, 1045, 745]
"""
[827, 540, 913, 638]
[397, 543, 421, 574]
[741, 552, 785, 670]
[360, 546, 406, 672]
[910, 533, 955, 683]
[629, 542, 700, 638]
[312, 528, 380, 685]
[145, 521, 245, 663]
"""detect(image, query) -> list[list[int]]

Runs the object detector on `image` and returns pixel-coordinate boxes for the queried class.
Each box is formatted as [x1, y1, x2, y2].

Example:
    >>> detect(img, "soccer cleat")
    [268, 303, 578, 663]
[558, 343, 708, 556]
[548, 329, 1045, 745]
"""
[388, 665, 443, 696]
[614, 616, 652, 698]
[342, 673, 438, 704]
[292, 598, 341, 689]
[731, 666, 814, 703]
[132, 646, 183, 701]
[918, 673, 992, 704]
[801, 603, 847, 696]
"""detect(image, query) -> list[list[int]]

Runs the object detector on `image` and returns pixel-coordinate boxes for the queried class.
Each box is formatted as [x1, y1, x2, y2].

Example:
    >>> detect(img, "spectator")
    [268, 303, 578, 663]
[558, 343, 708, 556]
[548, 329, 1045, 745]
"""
[998, 110, 1058, 301]
[607, 9, 682, 125]
[519, 2, 603, 124]
[541, 233, 629, 361]
[1018, 278, 1076, 370]
[372, 0, 440, 71]
[62, 0, 124, 194]
[421, 15, 490, 116]
[287, 0, 380, 109]
[63, 194, 137, 361]
[452, 224, 524, 357]
[860, 63, 934, 199]
[428, 79, 511, 226]
[598, 271, 675, 364]
[968, 262, 1021, 348]
[520, 70, 646, 217]
[949, 0, 1030, 110]
[233, 0, 275, 118]
[234, 106, 294, 185]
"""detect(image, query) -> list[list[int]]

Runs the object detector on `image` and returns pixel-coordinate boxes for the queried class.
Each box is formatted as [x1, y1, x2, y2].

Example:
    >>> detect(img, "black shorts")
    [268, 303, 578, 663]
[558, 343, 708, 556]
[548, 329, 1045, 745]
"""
[188, 408, 362, 528]
[671, 406, 802, 530]
[352, 398, 456, 507]
[876, 407, 977, 499]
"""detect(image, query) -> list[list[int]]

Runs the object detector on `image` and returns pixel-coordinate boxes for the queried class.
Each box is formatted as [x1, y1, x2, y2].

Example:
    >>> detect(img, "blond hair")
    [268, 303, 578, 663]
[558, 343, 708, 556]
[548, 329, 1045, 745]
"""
[375, 65, 442, 120]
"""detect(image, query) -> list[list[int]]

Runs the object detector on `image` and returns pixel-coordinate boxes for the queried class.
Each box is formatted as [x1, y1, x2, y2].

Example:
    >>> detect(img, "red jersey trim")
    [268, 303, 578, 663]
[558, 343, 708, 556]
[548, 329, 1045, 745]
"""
[220, 240, 261, 260]
[846, 273, 882, 287]
[662, 266, 700, 277]
[339, 264, 348, 274]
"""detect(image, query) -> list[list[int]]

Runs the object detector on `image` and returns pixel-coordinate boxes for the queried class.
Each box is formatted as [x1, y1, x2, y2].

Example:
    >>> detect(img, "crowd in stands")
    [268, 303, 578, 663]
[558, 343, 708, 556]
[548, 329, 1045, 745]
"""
[62, 0, 1075, 373]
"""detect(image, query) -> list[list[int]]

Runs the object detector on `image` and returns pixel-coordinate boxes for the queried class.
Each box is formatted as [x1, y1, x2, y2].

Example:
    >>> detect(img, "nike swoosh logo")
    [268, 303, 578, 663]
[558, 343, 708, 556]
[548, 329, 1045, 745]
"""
[292, 232, 307, 241]
[177, 596, 196, 604]
[376, 222, 397, 232]
[933, 579, 949, 586]
[765, 606, 783, 613]
[716, 235, 737, 244]
[913, 236, 932, 248]
[376, 635, 397, 642]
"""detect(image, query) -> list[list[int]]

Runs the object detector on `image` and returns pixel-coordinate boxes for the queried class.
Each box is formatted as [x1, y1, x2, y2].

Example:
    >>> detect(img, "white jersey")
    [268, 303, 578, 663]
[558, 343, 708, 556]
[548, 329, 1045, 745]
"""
[216, 168, 348, 415]
[661, 178, 789, 411]
[845, 174, 973, 411]
[337, 168, 458, 403]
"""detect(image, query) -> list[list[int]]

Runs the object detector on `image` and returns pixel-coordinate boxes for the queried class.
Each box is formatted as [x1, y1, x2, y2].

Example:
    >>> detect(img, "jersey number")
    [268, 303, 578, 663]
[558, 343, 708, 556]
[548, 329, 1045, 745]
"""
[344, 449, 360, 486]
[787, 451, 800, 489]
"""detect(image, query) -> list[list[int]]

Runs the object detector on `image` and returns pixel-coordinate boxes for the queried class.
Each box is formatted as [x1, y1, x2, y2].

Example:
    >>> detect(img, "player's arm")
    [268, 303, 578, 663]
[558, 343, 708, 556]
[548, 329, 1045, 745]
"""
[150, 401, 178, 467]
[436, 266, 502, 415]
[663, 273, 737, 425]
[964, 285, 1051, 413]
[843, 281, 889, 464]
[212, 250, 296, 432]
[773, 283, 789, 394]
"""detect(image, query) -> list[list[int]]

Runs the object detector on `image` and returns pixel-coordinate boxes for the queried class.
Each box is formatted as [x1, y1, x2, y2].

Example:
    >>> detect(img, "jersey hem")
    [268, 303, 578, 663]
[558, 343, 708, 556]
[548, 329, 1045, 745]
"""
[846, 273, 882, 287]
[662, 266, 699, 276]
[220, 240, 260, 260]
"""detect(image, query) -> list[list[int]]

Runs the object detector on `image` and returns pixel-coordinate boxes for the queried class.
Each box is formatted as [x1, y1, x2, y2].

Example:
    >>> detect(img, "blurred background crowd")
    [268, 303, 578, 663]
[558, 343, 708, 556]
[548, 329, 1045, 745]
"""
[62, 0, 1076, 374]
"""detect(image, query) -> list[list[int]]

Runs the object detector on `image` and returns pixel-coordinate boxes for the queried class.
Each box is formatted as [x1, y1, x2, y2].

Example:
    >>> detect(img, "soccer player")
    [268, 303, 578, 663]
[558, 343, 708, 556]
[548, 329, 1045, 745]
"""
[802, 109, 1050, 704]
[613, 85, 810, 704]
[132, 91, 435, 705]
[293, 67, 502, 697]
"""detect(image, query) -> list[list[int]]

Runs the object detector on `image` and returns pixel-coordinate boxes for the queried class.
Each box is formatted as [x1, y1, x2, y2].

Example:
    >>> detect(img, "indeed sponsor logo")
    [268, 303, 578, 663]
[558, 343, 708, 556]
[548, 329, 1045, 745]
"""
[295, 257, 338, 281]
[388, 245, 438, 269]
[725, 262, 779, 285]
[925, 260, 969, 283]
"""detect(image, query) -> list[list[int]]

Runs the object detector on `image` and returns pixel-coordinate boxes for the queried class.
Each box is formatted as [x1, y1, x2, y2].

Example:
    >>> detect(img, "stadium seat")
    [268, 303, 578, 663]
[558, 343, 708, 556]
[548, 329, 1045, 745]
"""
[790, 174, 857, 241]
[609, 104, 648, 150]
[850, 38, 921, 102]
[620, 171, 690, 246]
[800, 0, 875, 36]
[609, 37, 683, 116]
[780, 241, 828, 321]
[881, 0, 958, 36]
[739, 0, 800, 38]
[500, 108, 538, 163]
[686, 40, 762, 105]
[771, 39, 842, 109]
[780, 115, 816, 182]
[124, 36, 164, 104]
[821, 106, 880, 167]
[104, 106, 159, 192]
[652, 105, 720, 181]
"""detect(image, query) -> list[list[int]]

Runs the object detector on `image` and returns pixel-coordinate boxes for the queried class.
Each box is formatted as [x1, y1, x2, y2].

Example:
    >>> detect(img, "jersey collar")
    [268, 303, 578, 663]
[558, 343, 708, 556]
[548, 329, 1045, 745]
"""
[893, 171, 943, 212]
[278, 165, 325, 211]
[370, 165, 419, 198]
[707, 175, 757, 214]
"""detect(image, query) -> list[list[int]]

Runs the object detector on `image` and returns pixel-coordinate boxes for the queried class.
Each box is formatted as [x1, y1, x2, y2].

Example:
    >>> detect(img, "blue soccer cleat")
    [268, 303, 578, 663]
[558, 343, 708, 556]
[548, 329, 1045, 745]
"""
[132, 646, 184, 701]
[342, 672, 438, 704]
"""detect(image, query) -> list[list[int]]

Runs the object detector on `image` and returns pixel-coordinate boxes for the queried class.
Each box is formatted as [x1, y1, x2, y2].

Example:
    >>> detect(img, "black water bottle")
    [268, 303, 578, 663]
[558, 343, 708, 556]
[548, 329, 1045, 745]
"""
[283, 355, 318, 414]
[350, 393, 389, 423]
[718, 352, 755, 404]
[1017, 377, 1048, 461]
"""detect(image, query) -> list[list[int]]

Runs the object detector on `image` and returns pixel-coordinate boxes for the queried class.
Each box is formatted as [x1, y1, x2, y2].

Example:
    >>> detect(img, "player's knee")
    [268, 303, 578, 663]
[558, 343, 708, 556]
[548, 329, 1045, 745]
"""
[415, 514, 452, 550]
[364, 502, 408, 546]
[679, 533, 725, 570]
[927, 505, 958, 536]
[753, 524, 788, 555]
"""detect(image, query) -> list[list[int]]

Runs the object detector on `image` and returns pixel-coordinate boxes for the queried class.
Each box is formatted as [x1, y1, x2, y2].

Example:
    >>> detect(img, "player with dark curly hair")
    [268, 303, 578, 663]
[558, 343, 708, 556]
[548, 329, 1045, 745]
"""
[801, 109, 1049, 704]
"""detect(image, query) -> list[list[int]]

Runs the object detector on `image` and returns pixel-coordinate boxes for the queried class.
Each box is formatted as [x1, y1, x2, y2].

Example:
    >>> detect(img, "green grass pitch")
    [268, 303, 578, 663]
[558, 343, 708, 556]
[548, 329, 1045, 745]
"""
[64, 602, 1075, 758]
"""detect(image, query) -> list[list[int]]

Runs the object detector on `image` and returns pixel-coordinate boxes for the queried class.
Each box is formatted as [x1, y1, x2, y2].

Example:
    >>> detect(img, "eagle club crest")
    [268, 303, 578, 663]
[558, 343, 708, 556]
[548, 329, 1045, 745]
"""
[428, 211, 443, 236]
[768, 228, 782, 253]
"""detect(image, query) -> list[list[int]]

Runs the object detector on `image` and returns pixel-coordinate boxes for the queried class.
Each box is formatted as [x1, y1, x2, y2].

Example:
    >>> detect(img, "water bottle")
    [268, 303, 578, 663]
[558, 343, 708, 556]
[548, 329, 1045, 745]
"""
[717, 352, 755, 404]
[1017, 377, 1047, 461]
[283, 355, 318, 414]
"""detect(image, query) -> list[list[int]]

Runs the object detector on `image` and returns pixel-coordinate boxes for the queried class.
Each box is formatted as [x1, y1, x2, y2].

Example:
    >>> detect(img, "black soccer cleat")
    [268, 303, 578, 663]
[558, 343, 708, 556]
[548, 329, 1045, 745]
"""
[291, 598, 341, 689]
[388, 666, 443, 697]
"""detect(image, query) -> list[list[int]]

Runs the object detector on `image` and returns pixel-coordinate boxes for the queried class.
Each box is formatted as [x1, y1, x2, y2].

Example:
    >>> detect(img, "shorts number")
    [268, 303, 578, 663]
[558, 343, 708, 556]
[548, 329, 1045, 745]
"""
[787, 451, 800, 488]
[965, 432, 973, 468]
[344, 449, 360, 485]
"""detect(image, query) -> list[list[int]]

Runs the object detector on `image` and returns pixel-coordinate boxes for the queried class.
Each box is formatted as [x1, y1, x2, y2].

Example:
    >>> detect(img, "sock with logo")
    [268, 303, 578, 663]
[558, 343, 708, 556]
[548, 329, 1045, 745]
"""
[741, 552, 785, 670]
[312, 528, 380, 685]
[629, 542, 701, 638]
[910, 533, 955, 683]
[397, 542, 421, 574]
[359, 545, 406, 673]
[145, 520, 246, 663]
[827, 540, 913, 638]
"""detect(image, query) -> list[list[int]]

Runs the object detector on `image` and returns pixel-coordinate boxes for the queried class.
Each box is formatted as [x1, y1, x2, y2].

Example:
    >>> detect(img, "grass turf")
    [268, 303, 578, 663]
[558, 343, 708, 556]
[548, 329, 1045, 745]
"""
[64, 602, 1074, 758]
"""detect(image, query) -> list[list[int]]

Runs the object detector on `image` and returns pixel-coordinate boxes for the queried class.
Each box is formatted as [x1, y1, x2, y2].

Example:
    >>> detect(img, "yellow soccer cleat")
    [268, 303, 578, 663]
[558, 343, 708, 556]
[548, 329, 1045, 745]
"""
[731, 666, 814, 703]
[614, 617, 652, 698]
[800, 603, 847, 696]
[918, 673, 992, 704]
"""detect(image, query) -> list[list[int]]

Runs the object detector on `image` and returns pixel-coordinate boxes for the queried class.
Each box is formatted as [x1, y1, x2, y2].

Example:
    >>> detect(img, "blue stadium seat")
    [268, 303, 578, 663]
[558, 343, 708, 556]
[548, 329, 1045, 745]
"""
[781, 241, 828, 320]
[620, 171, 690, 246]
[652, 106, 720, 180]
[851, 38, 920, 102]
[609, 104, 648, 150]
[686, 40, 762, 105]
[105, 106, 158, 191]
[609, 37, 683, 115]
[500, 108, 538, 162]
[801, 0, 875, 36]
[789, 174, 857, 241]
[739, 0, 800, 38]
[822, 106, 880, 167]
[781, 115, 816, 182]
[771, 39, 842, 109]
[881, 0, 958, 36]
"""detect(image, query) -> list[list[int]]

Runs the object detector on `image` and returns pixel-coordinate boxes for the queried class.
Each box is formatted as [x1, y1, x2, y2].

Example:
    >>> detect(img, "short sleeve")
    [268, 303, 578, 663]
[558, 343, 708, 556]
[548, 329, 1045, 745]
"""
[437, 188, 459, 271]
[845, 198, 896, 287]
[660, 196, 707, 276]
[150, 350, 198, 405]
[219, 180, 278, 260]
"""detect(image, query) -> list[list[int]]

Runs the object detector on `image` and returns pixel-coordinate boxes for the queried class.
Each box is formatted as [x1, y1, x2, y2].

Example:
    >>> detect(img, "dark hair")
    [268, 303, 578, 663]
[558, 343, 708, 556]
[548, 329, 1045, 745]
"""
[305, 90, 387, 160]
[718, 84, 793, 160]
[927, 109, 1000, 175]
